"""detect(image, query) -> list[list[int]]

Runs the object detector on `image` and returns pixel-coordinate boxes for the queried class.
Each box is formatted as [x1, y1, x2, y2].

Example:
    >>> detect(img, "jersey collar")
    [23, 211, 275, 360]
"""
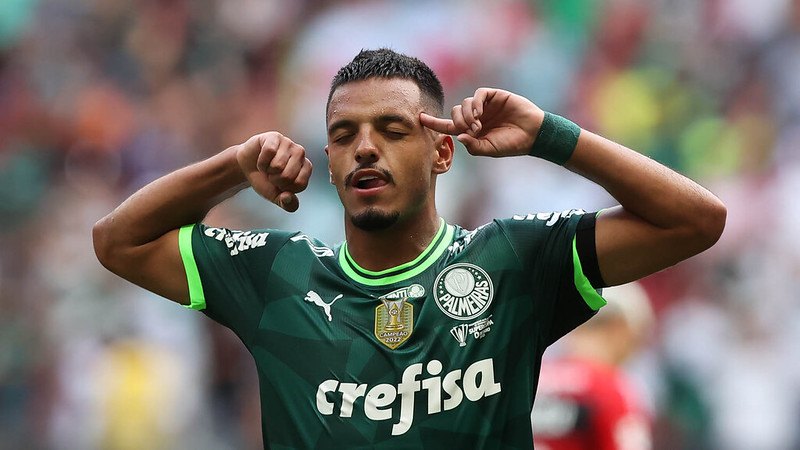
[338, 218, 455, 286]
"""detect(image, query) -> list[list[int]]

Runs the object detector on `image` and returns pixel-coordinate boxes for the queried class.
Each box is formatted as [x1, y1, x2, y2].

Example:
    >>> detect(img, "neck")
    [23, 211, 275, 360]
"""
[344, 209, 442, 272]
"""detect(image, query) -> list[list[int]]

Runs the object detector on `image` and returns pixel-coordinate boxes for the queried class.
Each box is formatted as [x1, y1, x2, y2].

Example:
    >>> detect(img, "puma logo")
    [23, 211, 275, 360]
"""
[304, 291, 343, 322]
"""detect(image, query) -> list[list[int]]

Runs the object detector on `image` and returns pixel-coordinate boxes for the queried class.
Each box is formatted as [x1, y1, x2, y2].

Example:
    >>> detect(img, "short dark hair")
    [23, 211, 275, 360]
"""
[327, 48, 444, 116]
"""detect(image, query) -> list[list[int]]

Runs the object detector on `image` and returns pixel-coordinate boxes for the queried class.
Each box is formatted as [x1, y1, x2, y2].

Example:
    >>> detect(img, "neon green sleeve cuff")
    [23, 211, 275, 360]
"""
[179, 224, 207, 310]
[572, 236, 606, 311]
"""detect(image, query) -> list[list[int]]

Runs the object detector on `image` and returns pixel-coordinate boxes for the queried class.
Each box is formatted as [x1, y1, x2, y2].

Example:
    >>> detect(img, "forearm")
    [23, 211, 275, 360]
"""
[565, 130, 724, 234]
[93, 131, 309, 303]
[563, 129, 726, 284]
[94, 146, 248, 254]
[422, 87, 726, 285]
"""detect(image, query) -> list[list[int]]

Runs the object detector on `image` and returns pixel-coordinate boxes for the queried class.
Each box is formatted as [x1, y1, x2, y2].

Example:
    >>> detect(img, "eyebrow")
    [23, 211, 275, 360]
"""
[376, 114, 414, 129]
[327, 114, 415, 136]
[327, 119, 355, 136]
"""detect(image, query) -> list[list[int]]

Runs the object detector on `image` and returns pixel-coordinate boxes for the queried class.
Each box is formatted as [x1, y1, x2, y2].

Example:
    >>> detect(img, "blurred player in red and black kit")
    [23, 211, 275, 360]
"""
[532, 282, 654, 450]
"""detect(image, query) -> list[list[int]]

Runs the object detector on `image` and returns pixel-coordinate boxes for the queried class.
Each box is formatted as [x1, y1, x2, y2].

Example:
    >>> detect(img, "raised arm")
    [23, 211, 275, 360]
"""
[92, 132, 312, 304]
[420, 88, 726, 286]
[565, 129, 725, 285]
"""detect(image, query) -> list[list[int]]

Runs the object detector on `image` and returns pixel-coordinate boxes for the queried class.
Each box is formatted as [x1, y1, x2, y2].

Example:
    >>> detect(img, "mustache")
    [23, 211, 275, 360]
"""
[344, 164, 393, 186]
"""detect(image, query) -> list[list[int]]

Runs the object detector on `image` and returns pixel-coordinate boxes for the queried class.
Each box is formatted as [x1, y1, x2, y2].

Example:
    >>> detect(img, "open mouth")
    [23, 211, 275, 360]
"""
[347, 168, 392, 190]
[355, 175, 387, 189]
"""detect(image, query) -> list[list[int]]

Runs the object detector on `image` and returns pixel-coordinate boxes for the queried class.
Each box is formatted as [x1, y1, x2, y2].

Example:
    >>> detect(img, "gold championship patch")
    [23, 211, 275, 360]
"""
[374, 284, 425, 350]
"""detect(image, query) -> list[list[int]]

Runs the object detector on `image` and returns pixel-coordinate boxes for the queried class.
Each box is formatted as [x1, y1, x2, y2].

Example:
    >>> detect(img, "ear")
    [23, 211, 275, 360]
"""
[324, 145, 334, 184]
[432, 134, 454, 174]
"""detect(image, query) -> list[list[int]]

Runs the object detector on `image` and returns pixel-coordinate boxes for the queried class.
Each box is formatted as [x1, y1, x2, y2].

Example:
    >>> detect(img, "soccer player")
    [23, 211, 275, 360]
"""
[93, 49, 726, 448]
[532, 282, 655, 450]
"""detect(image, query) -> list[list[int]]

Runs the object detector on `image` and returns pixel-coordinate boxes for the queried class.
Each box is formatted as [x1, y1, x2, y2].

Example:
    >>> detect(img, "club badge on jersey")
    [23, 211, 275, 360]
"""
[433, 263, 494, 321]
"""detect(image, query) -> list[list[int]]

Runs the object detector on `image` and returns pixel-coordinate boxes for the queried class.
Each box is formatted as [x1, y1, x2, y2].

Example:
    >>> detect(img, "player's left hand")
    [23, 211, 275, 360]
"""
[420, 88, 545, 158]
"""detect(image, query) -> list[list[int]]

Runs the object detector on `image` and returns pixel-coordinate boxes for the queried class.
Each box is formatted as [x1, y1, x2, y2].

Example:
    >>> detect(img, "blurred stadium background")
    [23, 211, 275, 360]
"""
[0, 0, 798, 448]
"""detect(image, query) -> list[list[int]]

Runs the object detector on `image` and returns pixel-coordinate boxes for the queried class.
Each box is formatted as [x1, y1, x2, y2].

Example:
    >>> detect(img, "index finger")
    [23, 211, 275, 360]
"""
[419, 112, 457, 135]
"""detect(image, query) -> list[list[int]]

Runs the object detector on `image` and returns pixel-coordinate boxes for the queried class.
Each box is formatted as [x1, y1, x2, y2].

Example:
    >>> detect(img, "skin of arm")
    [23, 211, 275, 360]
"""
[420, 88, 727, 286]
[92, 132, 312, 304]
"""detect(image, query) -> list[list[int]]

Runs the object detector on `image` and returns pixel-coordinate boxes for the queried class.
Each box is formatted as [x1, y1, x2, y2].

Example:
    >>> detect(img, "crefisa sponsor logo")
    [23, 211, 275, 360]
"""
[315, 358, 502, 436]
[433, 263, 494, 321]
[204, 227, 269, 256]
[512, 209, 585, 226]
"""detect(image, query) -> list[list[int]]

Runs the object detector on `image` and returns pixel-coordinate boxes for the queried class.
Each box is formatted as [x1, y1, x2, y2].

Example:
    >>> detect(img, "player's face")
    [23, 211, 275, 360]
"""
[326, 78, 452, 231]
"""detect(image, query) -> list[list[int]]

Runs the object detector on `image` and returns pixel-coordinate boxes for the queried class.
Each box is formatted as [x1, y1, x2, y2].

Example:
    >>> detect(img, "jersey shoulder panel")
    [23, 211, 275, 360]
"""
[492, 210, 602, 344]
[183, 223, 298, 342]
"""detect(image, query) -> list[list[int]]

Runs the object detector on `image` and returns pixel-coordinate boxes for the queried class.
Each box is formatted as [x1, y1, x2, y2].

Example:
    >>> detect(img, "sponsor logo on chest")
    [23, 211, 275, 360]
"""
[316, 358, 502, 436]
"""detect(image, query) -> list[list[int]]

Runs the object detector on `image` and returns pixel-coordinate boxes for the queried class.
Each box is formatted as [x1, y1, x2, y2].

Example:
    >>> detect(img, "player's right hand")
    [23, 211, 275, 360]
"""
[237, 132, 313, 212]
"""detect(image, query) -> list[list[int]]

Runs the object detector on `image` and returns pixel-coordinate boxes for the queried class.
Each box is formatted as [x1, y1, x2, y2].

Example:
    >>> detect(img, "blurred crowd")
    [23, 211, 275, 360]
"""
[1, 0, 799, 448]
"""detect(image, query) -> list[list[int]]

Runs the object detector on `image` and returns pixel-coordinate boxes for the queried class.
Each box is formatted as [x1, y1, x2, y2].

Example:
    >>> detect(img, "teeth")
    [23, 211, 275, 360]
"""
[360, 176, 378, 181]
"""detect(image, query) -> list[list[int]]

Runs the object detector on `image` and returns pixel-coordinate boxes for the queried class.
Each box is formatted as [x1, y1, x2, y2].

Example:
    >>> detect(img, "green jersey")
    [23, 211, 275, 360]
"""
[178, 210, 605, 449]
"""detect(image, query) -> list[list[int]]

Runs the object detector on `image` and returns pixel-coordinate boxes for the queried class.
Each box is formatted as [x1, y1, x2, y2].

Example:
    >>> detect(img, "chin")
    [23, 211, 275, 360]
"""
[350, 207, 400, 231]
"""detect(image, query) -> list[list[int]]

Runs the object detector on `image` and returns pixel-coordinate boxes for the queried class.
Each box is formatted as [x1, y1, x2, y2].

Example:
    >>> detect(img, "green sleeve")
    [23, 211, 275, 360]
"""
[495, 210, 605, 345]
[177, 223, 294, 343]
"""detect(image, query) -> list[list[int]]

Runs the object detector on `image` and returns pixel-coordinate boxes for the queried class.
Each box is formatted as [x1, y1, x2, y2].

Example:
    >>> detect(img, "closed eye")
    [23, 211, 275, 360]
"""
[384, 130, 407, 140]
[333, 133, 354, 144]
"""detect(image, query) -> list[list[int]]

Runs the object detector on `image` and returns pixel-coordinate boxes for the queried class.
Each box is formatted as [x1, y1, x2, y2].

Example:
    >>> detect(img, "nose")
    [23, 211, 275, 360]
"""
[354, 130, 379, 164]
